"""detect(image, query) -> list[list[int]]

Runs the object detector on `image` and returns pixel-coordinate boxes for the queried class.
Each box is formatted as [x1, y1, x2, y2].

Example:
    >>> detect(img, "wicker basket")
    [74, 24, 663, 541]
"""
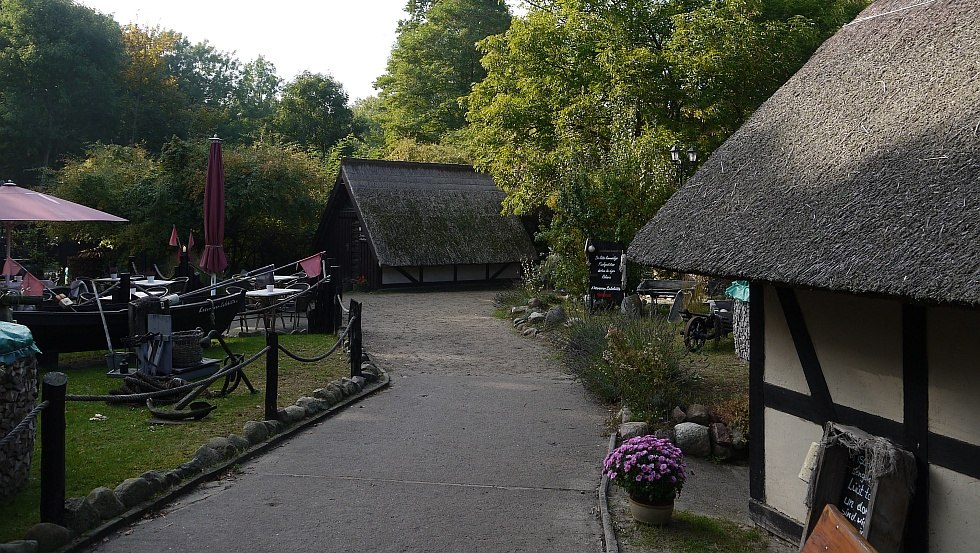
[171, 328, 204, 367]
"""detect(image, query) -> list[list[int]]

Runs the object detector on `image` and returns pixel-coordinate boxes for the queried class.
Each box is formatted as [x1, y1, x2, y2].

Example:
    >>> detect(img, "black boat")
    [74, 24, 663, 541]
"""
[10, 290, 246, 358]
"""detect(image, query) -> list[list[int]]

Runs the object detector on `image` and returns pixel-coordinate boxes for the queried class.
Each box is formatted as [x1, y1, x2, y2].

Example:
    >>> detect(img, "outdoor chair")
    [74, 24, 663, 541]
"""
[168, 276, 189, 294]
[226, 285, 258, 333]
[279, 282, 311, 331]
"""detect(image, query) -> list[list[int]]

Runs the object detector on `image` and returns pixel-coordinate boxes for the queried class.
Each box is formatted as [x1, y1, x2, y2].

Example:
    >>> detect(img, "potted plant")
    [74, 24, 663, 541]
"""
[603, 434, 688, 525]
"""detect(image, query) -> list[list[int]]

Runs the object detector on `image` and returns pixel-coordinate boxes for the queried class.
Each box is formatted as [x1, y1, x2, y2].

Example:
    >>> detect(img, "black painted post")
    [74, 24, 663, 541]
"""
[350, 299, 362, 377]
[264, 331, 279, 421]
[40, 372, 67, 526]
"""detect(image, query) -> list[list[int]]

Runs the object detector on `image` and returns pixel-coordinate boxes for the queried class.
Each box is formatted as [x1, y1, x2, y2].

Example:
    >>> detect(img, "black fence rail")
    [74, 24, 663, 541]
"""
[23, 296, 365, 529]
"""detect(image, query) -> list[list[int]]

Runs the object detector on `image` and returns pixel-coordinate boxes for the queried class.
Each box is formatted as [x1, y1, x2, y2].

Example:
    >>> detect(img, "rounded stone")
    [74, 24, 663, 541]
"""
[243, 420, 269, 444]
[114, 477, 153, 509]
[23, 522, 70, 553]
[85, 486, 125, 520]
[674, 422, 711, 458]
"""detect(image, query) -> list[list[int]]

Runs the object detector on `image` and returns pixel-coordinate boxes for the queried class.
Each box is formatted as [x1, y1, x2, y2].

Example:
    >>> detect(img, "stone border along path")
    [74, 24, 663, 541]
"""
[26, 368, 391, 553]
[82, 290, 610, 553]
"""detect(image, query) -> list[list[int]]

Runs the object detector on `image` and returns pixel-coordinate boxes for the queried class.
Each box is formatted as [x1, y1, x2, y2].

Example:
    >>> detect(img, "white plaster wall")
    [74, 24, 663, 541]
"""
[795, 289, 904, 422]
[381, 266, 417, 285]
[764, 408, 824, 522]
[929, 465, 980, 552]
[763, 286, 808, 394]
[927, 305, 980, 445]
[423, 265, 454, 283]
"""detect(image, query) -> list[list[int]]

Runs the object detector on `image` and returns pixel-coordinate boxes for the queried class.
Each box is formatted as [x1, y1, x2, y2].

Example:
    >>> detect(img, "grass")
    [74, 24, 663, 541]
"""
[0, 333, 350, 543]
[624, 510, 770, 552]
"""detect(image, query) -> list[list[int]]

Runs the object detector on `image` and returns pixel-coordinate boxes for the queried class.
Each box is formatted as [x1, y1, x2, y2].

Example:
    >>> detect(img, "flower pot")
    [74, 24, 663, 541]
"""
[628, 495, 674, 526]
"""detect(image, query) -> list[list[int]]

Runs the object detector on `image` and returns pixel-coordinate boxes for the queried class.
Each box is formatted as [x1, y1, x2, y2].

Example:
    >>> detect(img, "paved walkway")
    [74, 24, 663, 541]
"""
[89, 290, 610, 552]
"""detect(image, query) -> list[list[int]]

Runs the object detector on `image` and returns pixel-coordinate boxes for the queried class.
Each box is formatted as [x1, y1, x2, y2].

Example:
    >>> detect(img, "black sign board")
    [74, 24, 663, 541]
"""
[585, 238, 625, 308]
[838, 452, 872, 534]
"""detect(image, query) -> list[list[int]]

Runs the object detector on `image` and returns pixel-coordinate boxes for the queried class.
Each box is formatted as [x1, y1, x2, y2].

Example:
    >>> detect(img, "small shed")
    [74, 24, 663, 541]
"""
[628, 1, 979, 551]
[313, 158, 535, 289]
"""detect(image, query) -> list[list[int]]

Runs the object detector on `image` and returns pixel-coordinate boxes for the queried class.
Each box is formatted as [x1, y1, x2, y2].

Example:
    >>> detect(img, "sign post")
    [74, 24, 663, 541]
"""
[585, 238, 625, 311]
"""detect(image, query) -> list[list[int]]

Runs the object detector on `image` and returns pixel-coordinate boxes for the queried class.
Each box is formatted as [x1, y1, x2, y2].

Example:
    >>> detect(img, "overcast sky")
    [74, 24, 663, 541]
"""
[76, 1, 524, 103]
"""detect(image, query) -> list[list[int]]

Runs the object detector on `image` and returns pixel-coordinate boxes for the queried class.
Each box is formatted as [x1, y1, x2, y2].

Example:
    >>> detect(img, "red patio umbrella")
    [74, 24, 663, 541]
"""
[0, 180, 126, 280]
[199, 136, 228, 290]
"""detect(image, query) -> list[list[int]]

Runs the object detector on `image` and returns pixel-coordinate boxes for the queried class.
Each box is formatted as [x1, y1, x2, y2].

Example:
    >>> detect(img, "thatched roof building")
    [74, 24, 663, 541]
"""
[629, 0, 980, 307]
[313, 158, 535, 289]
[629, 2, 980, 550]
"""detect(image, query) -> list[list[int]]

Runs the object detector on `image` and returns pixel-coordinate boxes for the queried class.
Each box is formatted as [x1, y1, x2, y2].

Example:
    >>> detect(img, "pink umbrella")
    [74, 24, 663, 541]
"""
[0, 180, 126, 279]
[199, 136, 227, 290]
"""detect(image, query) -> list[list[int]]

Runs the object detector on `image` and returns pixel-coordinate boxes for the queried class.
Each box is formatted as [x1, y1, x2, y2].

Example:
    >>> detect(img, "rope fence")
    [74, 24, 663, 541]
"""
[18, 288, 364, 528]
[0, 400, 48, 449]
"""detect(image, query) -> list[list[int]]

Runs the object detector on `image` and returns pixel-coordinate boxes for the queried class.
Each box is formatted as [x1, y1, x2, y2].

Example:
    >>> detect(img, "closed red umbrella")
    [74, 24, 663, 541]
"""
[199, 136, 228, 287]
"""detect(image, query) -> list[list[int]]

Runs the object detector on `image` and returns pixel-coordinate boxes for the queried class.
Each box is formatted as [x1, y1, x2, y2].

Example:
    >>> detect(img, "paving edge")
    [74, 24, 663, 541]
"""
[600, 431, 621, 553]
[53, 369, 391, 553]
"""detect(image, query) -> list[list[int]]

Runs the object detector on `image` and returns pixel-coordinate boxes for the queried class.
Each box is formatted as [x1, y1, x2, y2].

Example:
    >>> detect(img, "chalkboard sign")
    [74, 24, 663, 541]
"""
[838, 452, 872, 533]
[585, 238, 625, 308]
[802, 423, 917, 553]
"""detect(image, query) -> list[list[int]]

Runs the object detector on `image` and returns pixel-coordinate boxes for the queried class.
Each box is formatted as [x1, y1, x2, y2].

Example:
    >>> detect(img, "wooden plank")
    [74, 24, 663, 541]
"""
[902, 303, 929, 551]
[801, 504, 878, 553]
[749, 282, 766, 501]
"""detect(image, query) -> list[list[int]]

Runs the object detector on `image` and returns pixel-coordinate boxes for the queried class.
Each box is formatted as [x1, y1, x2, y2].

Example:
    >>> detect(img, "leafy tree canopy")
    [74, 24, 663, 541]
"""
[466, 0, 868, 292]
[376, 0, 512, 146]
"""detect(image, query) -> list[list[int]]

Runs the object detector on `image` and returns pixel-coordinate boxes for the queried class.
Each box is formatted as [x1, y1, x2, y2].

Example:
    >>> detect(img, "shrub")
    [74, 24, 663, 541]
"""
[559, 313, 690, 421]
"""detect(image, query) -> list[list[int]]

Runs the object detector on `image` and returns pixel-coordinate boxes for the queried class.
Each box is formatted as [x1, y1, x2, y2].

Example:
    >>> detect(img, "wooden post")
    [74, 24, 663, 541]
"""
[349, 299, 362, 378]
[264, 331, 279, 421]
[40, 372, 67, 526]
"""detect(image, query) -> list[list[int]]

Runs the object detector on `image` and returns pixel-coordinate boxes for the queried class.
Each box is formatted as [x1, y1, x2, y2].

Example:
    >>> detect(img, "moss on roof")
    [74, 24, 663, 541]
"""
[341, 159, 536, 266]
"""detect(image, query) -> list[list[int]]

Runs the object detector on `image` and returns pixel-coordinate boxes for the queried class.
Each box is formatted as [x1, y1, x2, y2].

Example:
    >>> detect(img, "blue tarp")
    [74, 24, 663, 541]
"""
[0, 321, 41, 365]
[725, 280, 750, 302]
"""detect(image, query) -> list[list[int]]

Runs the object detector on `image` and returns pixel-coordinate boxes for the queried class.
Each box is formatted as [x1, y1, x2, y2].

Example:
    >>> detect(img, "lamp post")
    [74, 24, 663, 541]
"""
[669, 144, 698, 186]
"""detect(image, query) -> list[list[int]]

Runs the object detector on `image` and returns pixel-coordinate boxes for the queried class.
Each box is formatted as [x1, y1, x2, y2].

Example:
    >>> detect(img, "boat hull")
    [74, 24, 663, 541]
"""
[12, 292, 245, 355]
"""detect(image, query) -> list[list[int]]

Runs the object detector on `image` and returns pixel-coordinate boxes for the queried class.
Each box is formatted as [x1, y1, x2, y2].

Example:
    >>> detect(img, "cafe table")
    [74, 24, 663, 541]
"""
[133, 277, 176, 287]
[245, 287, 296, 331]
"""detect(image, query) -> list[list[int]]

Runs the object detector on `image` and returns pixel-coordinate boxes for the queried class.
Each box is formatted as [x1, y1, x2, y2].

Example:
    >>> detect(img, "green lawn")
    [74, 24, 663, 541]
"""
[0, 333, 350, 542]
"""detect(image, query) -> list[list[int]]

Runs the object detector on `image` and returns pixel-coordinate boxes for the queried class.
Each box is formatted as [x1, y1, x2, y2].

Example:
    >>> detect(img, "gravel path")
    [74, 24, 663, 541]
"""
[89, 289, 610, 553]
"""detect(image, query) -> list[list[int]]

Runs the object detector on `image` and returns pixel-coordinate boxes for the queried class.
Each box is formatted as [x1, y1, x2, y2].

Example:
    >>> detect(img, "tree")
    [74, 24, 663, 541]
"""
[0, 0, 124, 182]
[274, 72, 353, 156]
[466, 0, 868, 292]
[166, 38, 242, 137]
[376, 0, 511, 146]
[118, 24, 187, 149]
[53, 137, 333, 272]
[228, 56, 283, 141]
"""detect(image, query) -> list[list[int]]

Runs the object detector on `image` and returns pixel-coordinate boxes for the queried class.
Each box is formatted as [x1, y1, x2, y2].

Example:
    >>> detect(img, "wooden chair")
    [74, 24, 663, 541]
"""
[801, 504, 878, 553]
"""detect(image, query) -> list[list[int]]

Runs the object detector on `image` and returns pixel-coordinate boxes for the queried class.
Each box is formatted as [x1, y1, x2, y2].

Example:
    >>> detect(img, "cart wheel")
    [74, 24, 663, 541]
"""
[684, 316, 708, 352]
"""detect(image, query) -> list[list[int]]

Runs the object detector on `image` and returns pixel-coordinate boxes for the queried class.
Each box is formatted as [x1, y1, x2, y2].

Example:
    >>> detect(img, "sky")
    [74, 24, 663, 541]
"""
[74, 1, 418, 102]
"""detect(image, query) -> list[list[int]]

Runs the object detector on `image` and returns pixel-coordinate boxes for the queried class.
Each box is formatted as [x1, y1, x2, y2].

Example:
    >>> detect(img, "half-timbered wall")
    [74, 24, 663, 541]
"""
[379, 262, 520, 286]
[751, 284, 980, 552]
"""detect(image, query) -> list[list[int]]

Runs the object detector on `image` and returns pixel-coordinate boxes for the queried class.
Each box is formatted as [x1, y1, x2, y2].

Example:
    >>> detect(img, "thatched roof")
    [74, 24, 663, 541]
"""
[629, 0, 980, 307]
[338, 158, 535, 267]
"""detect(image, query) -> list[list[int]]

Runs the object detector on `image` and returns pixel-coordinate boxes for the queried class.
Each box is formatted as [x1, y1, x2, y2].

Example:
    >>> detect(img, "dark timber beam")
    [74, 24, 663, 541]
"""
[903, 303, 928, 551]
[775, 287, 835, 423]
[749, 282, 766, 501]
